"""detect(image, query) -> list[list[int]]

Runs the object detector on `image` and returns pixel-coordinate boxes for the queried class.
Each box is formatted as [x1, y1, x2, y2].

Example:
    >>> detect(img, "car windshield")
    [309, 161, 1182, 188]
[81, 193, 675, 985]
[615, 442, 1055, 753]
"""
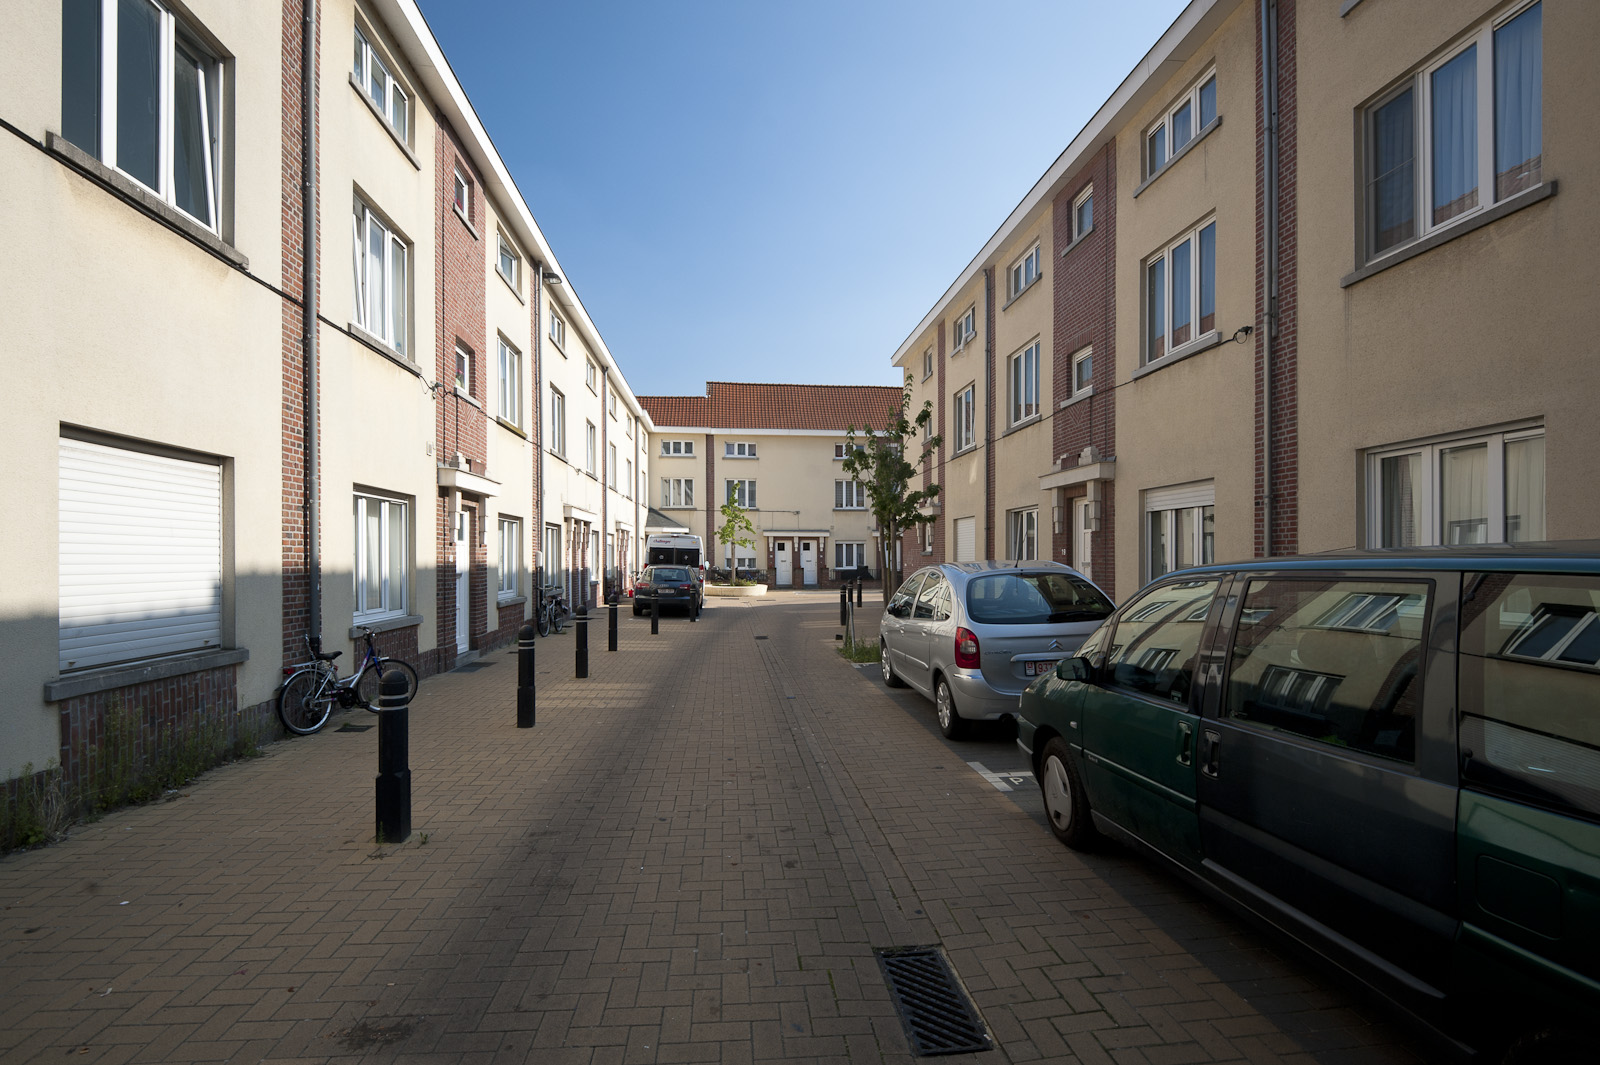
[653, 567, 691, 583]
[965, 572, 1114, 625]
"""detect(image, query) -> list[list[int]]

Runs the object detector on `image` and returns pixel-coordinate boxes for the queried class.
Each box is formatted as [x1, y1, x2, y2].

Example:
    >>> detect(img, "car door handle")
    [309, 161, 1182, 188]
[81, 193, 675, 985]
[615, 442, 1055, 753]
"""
[1199, 729, 1221, 778]
[1175, 720, 1194, 767]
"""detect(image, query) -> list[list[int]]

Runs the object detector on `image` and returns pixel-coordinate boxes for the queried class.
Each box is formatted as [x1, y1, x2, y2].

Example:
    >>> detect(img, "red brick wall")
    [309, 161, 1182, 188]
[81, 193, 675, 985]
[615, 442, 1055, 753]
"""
[57, 665, 243, 790]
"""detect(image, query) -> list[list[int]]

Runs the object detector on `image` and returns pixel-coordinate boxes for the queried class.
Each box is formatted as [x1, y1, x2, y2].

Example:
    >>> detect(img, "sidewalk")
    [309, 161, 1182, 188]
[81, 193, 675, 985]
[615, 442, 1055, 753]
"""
[0, 595, 1422, 1064]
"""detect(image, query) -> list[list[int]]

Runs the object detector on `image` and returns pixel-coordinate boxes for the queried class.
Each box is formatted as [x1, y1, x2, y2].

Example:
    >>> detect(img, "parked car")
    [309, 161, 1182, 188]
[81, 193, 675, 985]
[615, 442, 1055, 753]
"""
[1016, 543, 1600, 1061]
[880, 561, 1114, 738]
[632, 565, 702, 617]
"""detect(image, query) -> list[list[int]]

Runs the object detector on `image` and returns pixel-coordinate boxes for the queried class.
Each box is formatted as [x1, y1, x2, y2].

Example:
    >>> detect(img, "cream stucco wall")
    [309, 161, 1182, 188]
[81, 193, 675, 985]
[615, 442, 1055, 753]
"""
[940, 275, 990, 558]
[992, 222, 1055, 557]
[1111, 0, 1260, 595]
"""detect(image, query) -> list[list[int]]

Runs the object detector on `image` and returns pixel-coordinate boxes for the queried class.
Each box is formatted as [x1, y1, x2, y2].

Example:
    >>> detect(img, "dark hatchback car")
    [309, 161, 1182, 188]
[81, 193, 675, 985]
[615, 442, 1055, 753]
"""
[631, 565, 701, 617]
[1017, 543, 1600, 1062]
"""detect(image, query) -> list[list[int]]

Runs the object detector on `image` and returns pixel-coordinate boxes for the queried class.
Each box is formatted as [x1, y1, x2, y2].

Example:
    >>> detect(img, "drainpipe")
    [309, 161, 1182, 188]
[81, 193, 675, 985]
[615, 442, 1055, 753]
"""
[534, 263, 546, 592]
[1259, 0, 1279, 557]
[303, 0, 320, 638]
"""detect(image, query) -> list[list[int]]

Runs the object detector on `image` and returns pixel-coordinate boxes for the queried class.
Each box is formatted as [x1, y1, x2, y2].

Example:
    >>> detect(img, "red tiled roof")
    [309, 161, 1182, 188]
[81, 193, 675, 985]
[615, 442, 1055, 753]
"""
[638, 381, 903, 431]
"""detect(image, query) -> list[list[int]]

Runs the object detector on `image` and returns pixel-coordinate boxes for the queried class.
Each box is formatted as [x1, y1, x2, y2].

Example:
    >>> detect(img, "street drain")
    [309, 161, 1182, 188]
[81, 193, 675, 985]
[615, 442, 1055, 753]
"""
[335, 723, 373, 733]
[754, 635, 769, 640]
[874, 946, 992, 1056]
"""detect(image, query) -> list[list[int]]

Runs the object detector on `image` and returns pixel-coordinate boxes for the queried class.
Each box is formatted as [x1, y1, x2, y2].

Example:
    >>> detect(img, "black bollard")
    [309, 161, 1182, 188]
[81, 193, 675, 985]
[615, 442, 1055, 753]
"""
[651, 596, 659, 635]
[375, 669, 411, 843]
[516, 622, 536, 728]
[840, 585, 848, 626]
[576, 604, 589, 678]
[608, 601, 618, 652]
[856, 577, 863, 607]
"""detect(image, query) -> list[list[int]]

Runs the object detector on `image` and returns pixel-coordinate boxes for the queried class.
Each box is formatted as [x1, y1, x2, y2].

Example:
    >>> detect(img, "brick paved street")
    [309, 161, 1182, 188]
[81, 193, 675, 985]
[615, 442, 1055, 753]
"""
[0, 593, 1430, 1064]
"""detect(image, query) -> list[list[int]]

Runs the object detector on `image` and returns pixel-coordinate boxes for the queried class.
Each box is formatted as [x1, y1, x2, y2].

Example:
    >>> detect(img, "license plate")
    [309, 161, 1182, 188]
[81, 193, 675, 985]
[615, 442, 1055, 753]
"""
[1023, 659, 1059, 677]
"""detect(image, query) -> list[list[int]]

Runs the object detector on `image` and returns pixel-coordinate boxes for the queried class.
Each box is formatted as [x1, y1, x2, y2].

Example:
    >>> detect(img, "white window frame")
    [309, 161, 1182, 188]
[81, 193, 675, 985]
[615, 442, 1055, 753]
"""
[835, 542, 867, 570]
[624, 458, 633, 498]
[453, 342, 470, 394]
[1072, 186, 1094, 241]
[922, 347, 934, 380]
[954, 385, 976, 452]
[661, 439, 695, 457]
[496, 336, 520, 425]
[496, 232, 520, 289]
[452, 167, 469, 215]
[585, 420, 597, 475]
[1144, 217, 1217, 365]
[1008, 340, 1041, 426]
[1007, 507, 1038, 561]
[585, 359, 599, 393]
[1008, 243, 1041, 300]
[1071, 346, 1094, 397]
[951, 307, 976, 353]
[662, 477, 694, 508]
[1362, 2, 1543, 263]
[1144, 482, 1216, 581]
[724, 441, 757, 459]
[497, 517, 520, 601]
[726, 478, 757, 508]
[1146, 70, 1218, 177]
[548, 308, 566, 350]
[608, 391, 617, 419]
[833, 442, 862, 460]
[608, 443, 617, 489]
[352, 198, 409, 355]
[354, 491, 410, 621]
[1366, 424, 1545, 547]
[354, 25, 408, 143]
[549, 386, 566, 457]
[835, 480, 865, 510]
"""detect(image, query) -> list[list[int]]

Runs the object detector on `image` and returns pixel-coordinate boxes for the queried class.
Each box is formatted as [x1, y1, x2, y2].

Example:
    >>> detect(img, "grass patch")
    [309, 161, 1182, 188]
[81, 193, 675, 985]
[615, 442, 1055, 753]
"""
[837, 636, 881, 664]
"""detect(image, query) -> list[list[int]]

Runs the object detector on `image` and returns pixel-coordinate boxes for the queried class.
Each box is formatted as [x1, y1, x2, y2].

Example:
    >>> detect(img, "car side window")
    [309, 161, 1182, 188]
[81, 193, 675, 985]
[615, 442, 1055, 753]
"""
[1223, 578, 1429, 763]
[914, 575, 948, 620]
[1459, 572, 1600, 819]
[888, 573, 924, 618]
[1103, 579, 1219, 706]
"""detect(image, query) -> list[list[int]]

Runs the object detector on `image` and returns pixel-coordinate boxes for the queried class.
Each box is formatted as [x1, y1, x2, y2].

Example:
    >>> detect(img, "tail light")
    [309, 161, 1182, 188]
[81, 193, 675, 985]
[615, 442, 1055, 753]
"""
[954, 627, 981, 669]
[680, 583, 693, 590]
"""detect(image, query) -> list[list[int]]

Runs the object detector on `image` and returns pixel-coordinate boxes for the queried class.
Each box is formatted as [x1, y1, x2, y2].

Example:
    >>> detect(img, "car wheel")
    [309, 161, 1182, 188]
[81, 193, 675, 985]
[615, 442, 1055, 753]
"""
[633, 603, 642, 617]
[1039, 737, 1098, 849]
[881, 641, 906, 687]
[935, 678, 966, 739]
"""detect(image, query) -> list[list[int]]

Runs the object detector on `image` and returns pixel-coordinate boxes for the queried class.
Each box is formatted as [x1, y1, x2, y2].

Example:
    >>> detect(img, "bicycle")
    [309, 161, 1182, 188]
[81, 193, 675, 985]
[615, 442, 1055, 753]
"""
[277, 628, 420, 735]
[535, 585, 569, 637]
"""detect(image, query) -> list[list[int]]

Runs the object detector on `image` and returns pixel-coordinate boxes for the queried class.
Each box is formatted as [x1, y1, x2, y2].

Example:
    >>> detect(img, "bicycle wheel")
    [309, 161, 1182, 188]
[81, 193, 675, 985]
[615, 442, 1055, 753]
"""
[536, 604, 551, 637]
[552, 607, 566, 635]
[278, 668, 334, 735]
[356, 658, 420, 709]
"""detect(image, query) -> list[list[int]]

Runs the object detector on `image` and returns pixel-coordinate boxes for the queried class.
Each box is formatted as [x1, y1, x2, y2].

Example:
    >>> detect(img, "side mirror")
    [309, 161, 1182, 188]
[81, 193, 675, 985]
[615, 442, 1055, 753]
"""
[1056, 657, 1090, 683]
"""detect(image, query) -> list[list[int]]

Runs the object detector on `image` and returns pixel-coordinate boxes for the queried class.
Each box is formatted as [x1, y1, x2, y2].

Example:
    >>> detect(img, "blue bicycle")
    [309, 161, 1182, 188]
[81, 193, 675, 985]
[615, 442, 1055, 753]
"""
[277, 628, 418, 735]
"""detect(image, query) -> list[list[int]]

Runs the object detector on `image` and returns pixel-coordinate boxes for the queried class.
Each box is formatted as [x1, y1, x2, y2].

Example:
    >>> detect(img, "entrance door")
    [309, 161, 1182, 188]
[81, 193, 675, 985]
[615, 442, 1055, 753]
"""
[1074, 499, 1093, 580]
[774, 541, 792, 585]
[800, 540, 817, 585]
[455, 508, 470, 654]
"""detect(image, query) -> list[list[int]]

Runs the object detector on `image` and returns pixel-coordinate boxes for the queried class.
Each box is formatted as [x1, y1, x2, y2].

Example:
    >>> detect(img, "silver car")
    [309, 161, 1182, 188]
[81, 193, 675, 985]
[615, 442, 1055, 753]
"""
[879, 561, 1114, 738]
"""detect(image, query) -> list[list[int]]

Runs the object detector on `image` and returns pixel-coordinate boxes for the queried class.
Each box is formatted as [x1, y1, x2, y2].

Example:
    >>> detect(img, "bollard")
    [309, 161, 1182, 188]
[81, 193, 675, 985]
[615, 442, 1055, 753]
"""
[840, 585, 848, 626]
[516, 622, 536, 728]
[375, 668, 411, 843]
[651, 596, 659, 635]
[608, 601, 618, 652]
[576, 605, 589, 678]
[856, 577, 863, 607]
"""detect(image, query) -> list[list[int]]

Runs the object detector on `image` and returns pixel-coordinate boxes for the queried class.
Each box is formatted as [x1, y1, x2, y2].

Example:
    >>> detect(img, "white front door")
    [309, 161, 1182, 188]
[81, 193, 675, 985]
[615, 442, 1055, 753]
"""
[455, 508, 470, 653]
[774, 540, 792, 585]
[1074, 499, 1092, 580]
[800, 540, 817, 585]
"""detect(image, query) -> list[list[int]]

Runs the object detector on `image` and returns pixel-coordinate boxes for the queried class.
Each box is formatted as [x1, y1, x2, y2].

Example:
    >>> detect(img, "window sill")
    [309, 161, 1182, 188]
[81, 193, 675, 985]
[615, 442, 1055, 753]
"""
[951, 444, 979, 458]
[1059, 388, 1095, 410]
[1341, 181, 1556, 289]
[495, 416, 528, 440]
[350, 613, 423, 639]
[1001, 414, 1042, 439]
[452, 387, 483, 410]
[585, 471, 599, 481]
[1339, 0, 1366, 14]
[1132, 116, 1223, 199]
[454, 202, 479, 241]
[349, 73, 422, 171]
[346, 322, 425, 378]
[1131, 330, 1223, 381]
[548, 449, 570, 466]
[497, 595, 527, 609]
[950, 340, 972, 357]
[497, 267, 525, 304]
[660, 505, 696, 511]
[46, 133, 249, 271]
[1001, 274, 1043, 312]
[1059, 224, 1094, 259]
[44, 647, 250, 703]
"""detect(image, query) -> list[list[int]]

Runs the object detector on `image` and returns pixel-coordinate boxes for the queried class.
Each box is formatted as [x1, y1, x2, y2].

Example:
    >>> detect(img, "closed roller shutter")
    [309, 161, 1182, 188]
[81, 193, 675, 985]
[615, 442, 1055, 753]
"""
[59, 438, 222, 672]
[954, 516, 976, 562]
[1144, 480, 1215, 512]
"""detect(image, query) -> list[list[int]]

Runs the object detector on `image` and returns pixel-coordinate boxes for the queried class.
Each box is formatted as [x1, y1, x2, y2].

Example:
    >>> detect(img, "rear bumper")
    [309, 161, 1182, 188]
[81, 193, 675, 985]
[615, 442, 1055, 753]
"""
[946, 669, 1021, 721]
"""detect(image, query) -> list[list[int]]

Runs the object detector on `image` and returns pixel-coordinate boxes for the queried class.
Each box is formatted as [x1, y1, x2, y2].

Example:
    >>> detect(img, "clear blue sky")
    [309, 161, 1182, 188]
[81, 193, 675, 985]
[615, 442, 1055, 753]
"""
[416, 0, 1190, 397]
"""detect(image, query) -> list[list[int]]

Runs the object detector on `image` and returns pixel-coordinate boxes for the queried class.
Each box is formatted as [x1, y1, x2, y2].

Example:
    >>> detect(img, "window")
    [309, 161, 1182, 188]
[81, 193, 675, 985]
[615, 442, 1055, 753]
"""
[1071, 346, 1093, 396]
[954, 385, 976, 452]
[624, 458, 633, 498]
[1364, 3, 1542, 260]
[1007, 508, 1038, 561]
[548, 308, 566, 349]
[61, 0, 222, 229]
[452, 168, 469, 215]
[1105, 580, 1220, 705]
[497, 233, 519, 288]
[549, 387, 566, 457]
[661, 439, 695, 457]
[1008, 341, 1040, 425]
[608, 391, 617, 419]
[968, 571, 1114, 627]
[352, 199, 409, 354]
[497, 518, 520, 600]
[1147, 71, 1217, 177]
[495, 338, 520, 424]
[836, 542, 867, 570]
[723, 441, 757, 458]
[626, 414, 634, 438]
[1072, 186, 1094, 241]
[58, 435, 223, 671]
[453, 343, 470, 392]
[953, 516, 976, 562]
[585, 421, 597, 475]
[951, 308, 976, 352]
[921, 522, 935, 554]
[661, 477, 693, 508]
[608, 443, 617, 489]
[353, 25, 408, 141]
[1146, 482, 1215, 580]
[922, 347, 934, 379]
[585, 359, 598, 393]
[541, 522, 562, 590]
[1224, 579, 1429, 762]
[835, 480, 865, 509]
[726, 479, 757, 508]
[1368, 425, 1544, 547]
[834, 442, 862, 460]
[1145, 219, 1217, 363]
[354, 492, 409, 620]
[1008, 244, 1041, 299]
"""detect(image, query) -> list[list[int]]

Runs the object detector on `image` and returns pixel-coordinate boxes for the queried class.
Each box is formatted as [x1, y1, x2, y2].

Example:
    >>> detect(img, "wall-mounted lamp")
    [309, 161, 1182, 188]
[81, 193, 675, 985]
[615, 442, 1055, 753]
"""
[1232, 325, 1255, 344]
[544, 273, 563, 286]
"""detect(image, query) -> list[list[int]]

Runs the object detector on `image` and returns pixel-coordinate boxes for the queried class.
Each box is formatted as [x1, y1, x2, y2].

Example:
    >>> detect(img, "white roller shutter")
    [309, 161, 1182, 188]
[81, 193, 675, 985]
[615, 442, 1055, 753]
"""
[1144, 480, 1215, 512]
[953, 516, 976, 562]
[59, 438, 222, 672]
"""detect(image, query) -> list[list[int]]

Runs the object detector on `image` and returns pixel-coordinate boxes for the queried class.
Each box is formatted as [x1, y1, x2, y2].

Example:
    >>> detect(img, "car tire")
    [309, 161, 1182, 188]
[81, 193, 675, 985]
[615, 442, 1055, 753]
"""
[935, 678, 966, 739]
[881, 641, 907, 687]
[633, 603, 642, 617]
[1039, 737, 1098, 850]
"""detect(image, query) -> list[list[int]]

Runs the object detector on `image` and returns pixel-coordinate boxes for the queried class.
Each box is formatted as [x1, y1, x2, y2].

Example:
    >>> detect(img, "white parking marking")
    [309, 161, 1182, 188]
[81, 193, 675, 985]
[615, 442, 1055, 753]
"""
[967, 761, 1032, 793]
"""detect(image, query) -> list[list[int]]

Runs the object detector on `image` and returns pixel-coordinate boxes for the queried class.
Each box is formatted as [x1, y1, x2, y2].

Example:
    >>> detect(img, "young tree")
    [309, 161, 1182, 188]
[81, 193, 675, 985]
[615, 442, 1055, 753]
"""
[841, 382, 942, 604]
[715, 487, 757, 584]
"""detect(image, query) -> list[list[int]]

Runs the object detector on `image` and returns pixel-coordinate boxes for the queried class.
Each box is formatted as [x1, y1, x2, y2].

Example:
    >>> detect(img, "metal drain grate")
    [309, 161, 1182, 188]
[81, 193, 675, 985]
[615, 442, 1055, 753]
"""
[875, 946, 992, 1056]
[335, 723, 373, 733]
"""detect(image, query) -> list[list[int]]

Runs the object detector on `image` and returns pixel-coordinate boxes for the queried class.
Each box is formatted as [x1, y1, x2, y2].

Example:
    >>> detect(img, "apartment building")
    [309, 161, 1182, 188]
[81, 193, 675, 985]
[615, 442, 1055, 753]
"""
[894, 0, 1594, 602]
[637, 383, 902, 587]
[1, 0, 651, 803]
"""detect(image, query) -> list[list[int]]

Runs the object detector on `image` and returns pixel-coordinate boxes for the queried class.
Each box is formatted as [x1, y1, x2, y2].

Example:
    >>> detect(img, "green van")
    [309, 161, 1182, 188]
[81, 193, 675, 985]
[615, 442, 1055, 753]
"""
[1016, 544, 1599, 1062]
